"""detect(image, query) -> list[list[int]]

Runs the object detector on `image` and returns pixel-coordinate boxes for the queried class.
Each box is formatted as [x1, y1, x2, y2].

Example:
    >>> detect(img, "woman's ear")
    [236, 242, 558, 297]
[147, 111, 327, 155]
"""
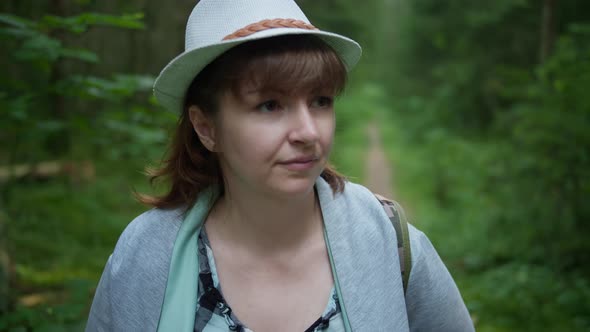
[188, 105, 216, 151]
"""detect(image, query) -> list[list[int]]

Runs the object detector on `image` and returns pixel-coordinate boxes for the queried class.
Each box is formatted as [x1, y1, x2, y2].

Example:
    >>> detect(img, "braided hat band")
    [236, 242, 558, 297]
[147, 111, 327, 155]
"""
[223, 19, 318, 40]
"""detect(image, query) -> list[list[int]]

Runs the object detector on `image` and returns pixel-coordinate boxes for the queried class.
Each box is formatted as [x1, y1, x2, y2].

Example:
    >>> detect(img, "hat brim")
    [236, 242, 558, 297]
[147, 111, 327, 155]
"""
[153, 28, 362, 113]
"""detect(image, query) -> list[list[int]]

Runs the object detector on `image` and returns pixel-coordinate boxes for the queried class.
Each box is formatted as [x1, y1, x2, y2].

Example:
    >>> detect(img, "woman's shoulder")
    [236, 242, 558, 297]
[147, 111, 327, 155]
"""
[326, 179, 384, 210]
[110, 207, 186, 267]
[404, 224, 475, 330]
[119, 207, 185, 243]
[87, 207, 187, 331]
[341, 180, 375, 198]
[339, 180, 406, 223]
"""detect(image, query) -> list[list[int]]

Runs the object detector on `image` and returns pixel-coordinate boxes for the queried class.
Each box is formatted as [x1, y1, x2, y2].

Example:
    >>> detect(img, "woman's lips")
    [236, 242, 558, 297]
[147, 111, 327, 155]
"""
[278, 157, 318, 171]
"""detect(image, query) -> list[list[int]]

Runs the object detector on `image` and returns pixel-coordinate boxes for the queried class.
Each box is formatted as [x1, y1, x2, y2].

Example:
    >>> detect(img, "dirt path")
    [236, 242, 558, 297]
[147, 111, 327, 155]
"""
[364, 122, 395, 198]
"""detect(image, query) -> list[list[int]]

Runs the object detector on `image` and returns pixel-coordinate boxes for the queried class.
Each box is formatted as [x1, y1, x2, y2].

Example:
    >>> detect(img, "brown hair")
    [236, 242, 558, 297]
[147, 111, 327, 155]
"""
[138, 35, 348, 209]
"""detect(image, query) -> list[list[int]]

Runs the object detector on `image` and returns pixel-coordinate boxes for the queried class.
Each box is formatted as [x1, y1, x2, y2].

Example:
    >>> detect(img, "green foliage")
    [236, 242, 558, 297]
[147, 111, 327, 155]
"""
[40, 12, 145, 32]
[0, 12, 144, 33]
[0, 12, 143, 67]
[378, 0, 590, 330]
[299, 0, 382, 82]
[460, 263, 590, 331]
[0, 165, 147, 331]
[386, 0, 590, 267]
[0, 10, 164, 165]
[331, 84, 387, 181]
[0, 8, 171, 330]
[501, 23, 590, 266]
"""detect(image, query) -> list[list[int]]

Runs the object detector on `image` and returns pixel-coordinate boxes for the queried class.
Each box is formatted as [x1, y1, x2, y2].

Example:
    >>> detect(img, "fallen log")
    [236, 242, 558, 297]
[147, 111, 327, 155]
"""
[0, 160, 95, 183]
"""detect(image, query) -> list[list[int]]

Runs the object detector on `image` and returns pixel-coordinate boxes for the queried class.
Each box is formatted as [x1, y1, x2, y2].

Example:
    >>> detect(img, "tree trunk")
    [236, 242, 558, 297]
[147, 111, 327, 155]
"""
[48, 0, 70, 157]
[0, 212, 13, 314]
[540, 0, 557, 63]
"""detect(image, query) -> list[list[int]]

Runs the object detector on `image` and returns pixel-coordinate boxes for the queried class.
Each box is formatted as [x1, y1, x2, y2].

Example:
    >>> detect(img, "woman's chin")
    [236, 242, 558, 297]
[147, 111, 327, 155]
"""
[266, 176, 319, 198]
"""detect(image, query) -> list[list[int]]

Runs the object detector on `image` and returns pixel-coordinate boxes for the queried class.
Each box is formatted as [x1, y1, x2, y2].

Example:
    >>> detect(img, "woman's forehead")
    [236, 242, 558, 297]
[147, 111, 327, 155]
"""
[233, 63, 342, 97]
[237, 80, 335, 97]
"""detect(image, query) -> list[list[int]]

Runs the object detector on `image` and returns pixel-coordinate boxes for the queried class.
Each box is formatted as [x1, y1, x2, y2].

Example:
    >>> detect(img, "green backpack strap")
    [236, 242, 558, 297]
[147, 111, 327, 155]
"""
[375, 194, 412, 294]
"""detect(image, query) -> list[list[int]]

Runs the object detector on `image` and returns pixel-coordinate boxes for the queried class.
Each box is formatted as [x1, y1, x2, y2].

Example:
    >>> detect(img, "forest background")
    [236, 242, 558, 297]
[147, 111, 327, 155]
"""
[1, 0, 589, 331]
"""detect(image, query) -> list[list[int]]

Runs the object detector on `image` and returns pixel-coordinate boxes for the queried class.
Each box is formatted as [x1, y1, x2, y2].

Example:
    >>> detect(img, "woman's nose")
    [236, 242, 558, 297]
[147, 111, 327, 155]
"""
[288, 103, 320, 144]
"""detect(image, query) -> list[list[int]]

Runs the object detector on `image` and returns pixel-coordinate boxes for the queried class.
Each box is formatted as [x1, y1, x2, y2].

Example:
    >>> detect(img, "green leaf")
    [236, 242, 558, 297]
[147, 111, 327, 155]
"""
[0, 26, 38, 39]
[81, 12, 145, 29]
[14, 34, 62, 63]
[40, 12, 145, 33]
[55, 74, 155, 101]
[59, 48, 99, 63]
[5, 94, 34, 121]
[0, 13, 35, 29]
[36, 120, 65, 132]
[113, 74, 155, 92]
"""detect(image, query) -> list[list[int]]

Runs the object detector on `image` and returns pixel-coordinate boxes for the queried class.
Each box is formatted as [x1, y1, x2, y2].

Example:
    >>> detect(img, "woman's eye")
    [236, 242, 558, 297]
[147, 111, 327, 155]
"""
[311, 96, 334, 108]
[257, 100, 281, 113]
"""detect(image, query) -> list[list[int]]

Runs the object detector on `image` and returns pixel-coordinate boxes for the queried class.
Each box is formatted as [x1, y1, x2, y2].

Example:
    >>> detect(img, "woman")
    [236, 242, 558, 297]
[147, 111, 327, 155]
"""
[86, 0, 474, 331]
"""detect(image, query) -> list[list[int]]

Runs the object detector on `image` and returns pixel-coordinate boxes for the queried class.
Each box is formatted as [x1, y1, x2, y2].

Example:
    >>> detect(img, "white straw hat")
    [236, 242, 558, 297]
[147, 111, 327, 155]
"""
[153, 0, 362, 113]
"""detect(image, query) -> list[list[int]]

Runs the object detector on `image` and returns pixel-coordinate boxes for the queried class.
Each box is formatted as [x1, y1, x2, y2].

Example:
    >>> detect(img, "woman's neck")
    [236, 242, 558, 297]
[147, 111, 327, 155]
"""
[206, 185, 323, 256]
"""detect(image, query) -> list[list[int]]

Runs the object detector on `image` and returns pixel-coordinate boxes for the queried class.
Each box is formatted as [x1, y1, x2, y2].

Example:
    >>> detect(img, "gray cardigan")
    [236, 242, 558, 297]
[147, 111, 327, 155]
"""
[86, 179, 474, 331]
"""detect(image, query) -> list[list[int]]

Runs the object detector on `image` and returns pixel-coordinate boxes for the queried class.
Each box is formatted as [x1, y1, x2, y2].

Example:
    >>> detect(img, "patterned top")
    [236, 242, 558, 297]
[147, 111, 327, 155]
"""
[194, 228, 342, 332]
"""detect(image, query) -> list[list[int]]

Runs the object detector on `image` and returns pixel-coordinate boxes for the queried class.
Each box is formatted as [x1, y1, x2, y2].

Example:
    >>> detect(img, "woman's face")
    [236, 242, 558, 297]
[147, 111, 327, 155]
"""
[212, 86, 336, 198]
